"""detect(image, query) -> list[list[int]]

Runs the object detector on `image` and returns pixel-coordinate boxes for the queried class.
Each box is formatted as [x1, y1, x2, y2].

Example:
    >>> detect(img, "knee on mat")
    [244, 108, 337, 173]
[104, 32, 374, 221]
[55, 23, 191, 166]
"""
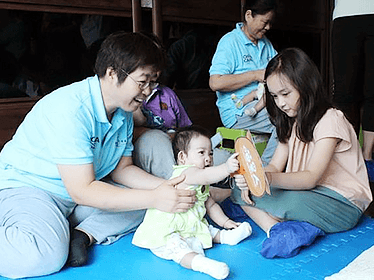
[1, 242, 69, 279]
[278, 197, 310, 220]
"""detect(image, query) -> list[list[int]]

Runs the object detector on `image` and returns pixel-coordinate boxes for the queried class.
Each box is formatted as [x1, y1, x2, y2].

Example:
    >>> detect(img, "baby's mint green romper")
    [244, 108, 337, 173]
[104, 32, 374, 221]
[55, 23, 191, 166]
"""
[132, 165, 213, 249]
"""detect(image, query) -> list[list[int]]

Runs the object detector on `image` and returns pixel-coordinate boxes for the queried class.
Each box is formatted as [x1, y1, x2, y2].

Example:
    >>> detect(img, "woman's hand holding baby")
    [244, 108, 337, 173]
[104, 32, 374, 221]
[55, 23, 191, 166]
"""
[153, 174, 196, 213]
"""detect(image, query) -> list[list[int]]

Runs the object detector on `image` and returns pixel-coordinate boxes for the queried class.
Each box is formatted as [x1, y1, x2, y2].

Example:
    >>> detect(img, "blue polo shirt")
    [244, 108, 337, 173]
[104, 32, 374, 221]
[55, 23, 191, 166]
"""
[209, 22, 277, 128]
[0, 75, 134, 200]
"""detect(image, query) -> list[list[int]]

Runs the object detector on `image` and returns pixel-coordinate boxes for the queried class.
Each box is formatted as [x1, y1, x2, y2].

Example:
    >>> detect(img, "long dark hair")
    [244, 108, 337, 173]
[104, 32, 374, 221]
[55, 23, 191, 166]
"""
[264, 48, 333, 143]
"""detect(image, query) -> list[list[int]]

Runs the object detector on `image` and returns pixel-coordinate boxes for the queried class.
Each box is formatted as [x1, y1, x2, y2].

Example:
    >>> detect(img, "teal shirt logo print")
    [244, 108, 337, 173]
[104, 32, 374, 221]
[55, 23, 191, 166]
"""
[90, 136, 100, 149]
[243, 55, 252, 62]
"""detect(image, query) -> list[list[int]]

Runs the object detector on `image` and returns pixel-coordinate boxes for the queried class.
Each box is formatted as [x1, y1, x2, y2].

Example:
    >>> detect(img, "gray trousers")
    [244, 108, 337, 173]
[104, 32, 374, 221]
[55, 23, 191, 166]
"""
[0, 184, 144, 278]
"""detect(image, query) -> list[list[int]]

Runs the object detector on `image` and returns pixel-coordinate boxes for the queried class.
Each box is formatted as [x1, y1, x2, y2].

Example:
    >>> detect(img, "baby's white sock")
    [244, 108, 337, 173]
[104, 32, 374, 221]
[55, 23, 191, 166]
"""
[191, 254, 229, 279]
[244, 107, 257, 117]
[220, 222, 252, 246]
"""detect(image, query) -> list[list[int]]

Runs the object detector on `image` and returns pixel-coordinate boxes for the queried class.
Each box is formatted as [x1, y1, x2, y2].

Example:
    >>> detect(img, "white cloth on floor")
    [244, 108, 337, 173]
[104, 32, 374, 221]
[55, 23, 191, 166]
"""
[325, 245, 374, 280]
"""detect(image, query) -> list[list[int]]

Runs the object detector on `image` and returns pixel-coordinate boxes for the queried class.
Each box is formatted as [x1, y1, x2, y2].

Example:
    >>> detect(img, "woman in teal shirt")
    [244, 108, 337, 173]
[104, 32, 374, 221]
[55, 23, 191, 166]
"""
[209, 0, 278, 165]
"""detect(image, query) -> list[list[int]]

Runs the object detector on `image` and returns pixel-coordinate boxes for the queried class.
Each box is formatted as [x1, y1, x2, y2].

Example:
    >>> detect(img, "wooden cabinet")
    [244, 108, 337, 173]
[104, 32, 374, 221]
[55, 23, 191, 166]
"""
[0, 0, 136, 148]
[176, 89, 222, 136]
[0, 97, 39, 148]
[267, 0, 332, 86]
[158, 0, 241, 25]
[0, 0, 133, 16]
[151, 0, 241, 42]
[0, 0, 333, 147]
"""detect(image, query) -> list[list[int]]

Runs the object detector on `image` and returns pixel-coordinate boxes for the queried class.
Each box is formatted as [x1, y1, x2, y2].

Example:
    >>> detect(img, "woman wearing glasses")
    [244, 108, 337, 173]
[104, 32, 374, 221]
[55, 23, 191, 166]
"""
[0, 31, 196, 279]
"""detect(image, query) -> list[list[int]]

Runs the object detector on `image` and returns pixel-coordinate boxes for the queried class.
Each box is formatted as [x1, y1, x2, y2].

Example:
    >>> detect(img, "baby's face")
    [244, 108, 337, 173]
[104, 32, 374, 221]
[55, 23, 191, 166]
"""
[184, 135, 213, 169]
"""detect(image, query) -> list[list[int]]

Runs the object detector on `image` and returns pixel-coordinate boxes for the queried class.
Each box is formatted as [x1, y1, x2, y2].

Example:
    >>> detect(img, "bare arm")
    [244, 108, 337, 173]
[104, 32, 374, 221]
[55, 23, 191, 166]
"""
[181, 153, 239, 186]
[266, 137, 339, 190]
[57, 157, 196, 213]
[181, 165, 229, 187]
[111, 156, 165, 189]
[209, 70, 265, 92]
[264, 140, 289, 173]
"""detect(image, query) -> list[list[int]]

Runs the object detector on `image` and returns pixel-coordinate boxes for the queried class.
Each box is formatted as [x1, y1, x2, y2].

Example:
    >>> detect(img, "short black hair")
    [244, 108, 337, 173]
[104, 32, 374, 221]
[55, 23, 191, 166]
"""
[94, 31, 166, 84]
[172, 125, 211, 162]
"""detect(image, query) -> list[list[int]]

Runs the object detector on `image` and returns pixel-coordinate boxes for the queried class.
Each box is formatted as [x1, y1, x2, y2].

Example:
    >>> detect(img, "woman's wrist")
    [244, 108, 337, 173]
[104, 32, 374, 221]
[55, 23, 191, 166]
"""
[258, 69, 266, 83]
[266, 172, 272, 185]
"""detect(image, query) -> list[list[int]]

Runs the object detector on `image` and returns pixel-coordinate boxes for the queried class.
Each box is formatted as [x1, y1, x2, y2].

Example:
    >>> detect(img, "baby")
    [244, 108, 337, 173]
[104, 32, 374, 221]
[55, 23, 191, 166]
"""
[132, 126, 252, 279]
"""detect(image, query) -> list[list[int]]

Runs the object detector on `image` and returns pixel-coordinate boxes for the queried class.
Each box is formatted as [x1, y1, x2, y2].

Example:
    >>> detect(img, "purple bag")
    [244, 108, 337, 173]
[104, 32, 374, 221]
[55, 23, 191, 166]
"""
[142, 86, 192, 131]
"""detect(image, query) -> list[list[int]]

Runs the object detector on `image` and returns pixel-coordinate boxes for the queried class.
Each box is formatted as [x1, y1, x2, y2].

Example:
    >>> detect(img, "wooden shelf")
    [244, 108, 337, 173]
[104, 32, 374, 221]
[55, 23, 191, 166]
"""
[0, 0, 132, 16]
[0, 97, 40, 148]
[0, 0, 333, 147]
[160, 0, 241, 26]
[176, 88, 222, 135]
[0, 0, 136, 149]
[152, 0, 241, 41]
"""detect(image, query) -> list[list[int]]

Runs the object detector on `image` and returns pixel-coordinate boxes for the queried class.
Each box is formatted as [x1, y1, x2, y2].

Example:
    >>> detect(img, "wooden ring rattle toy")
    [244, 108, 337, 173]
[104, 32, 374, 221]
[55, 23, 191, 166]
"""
[234, 135, 270, 197]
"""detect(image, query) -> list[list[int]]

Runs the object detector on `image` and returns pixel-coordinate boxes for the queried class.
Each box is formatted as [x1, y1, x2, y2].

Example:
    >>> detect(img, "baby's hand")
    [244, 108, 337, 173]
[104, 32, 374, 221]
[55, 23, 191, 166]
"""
[223, 219, 240, 229]
[225, 153, 239, 174]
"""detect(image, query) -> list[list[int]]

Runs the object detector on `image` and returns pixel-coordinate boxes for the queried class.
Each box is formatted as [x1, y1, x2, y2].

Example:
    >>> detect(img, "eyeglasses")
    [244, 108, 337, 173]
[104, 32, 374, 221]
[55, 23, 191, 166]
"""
[121, 69, 159, 91]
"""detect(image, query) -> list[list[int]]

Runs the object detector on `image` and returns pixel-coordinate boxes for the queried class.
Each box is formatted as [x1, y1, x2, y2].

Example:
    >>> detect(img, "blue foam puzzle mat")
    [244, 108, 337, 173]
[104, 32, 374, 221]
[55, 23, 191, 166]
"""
[2, 200, 374, 280]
